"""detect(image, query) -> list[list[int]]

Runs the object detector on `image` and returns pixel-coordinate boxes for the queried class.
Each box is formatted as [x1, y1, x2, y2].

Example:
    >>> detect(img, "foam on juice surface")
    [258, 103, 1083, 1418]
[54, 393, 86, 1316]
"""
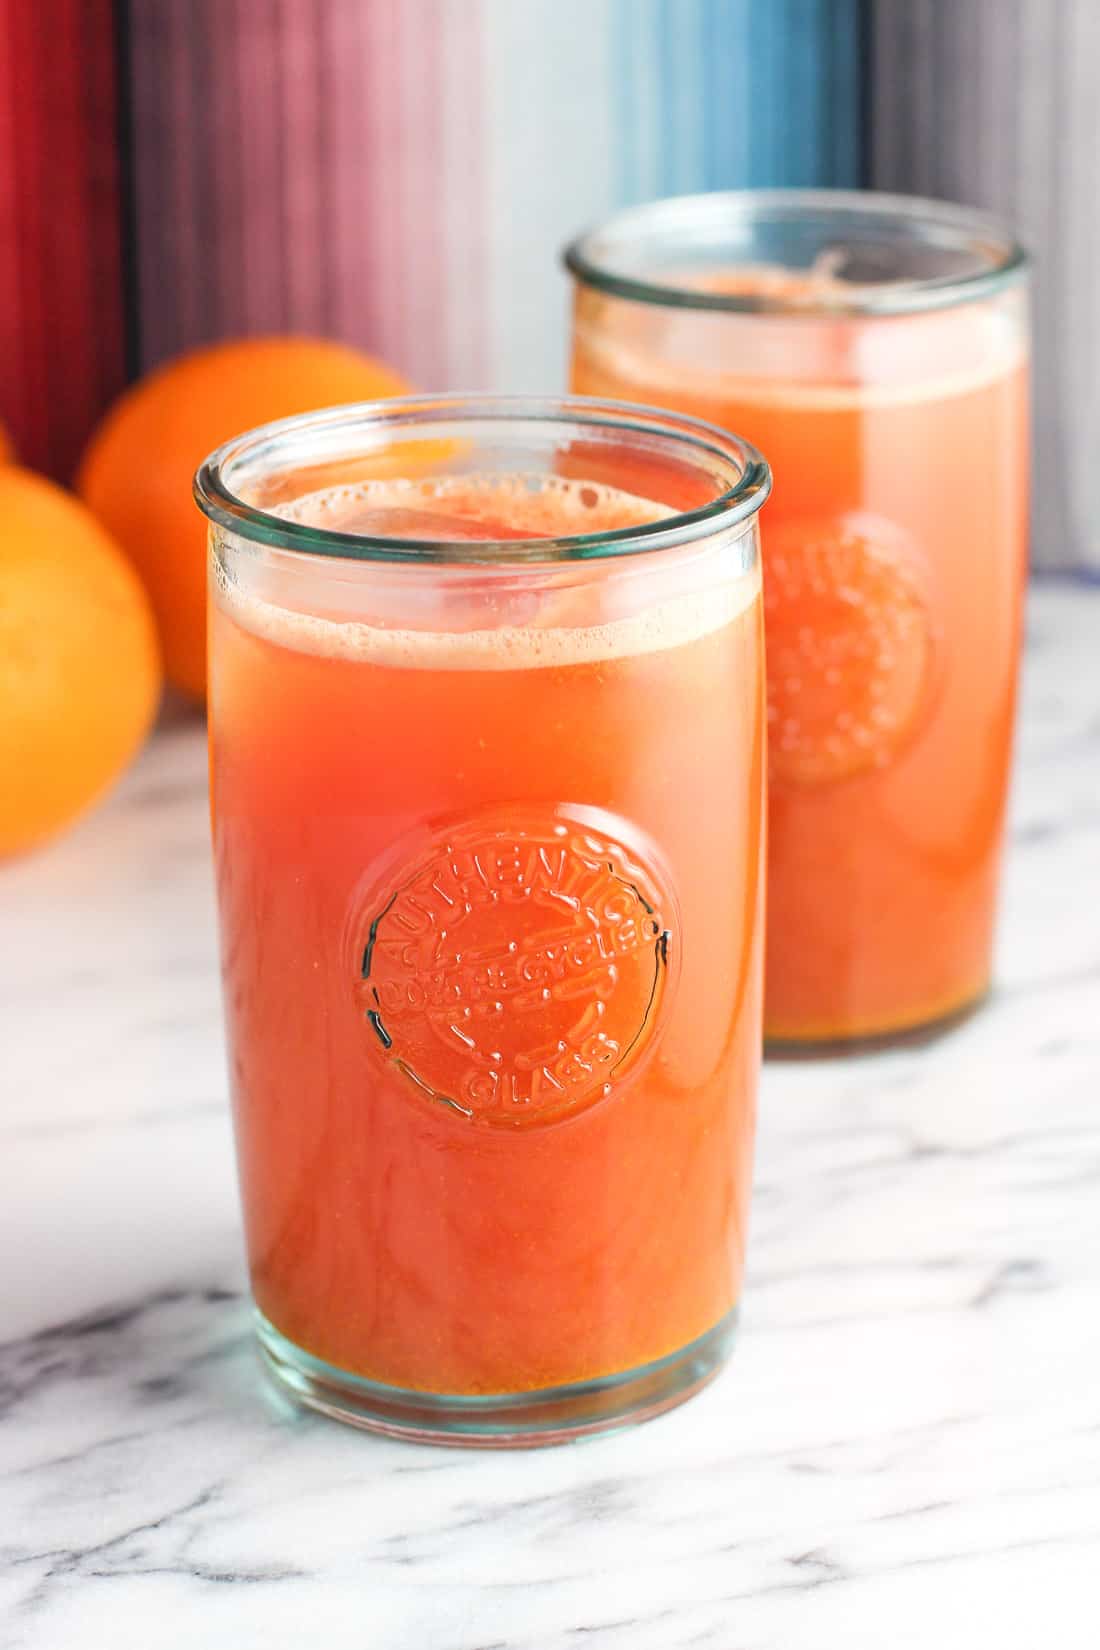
[274, 472, 671, 540]
[576, 265, 1027, 410]
[215, 474, 758, 670]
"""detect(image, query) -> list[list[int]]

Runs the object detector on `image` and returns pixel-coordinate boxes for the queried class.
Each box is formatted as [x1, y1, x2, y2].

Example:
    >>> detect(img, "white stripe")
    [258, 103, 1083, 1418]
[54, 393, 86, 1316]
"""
[479, 0, 619, 391]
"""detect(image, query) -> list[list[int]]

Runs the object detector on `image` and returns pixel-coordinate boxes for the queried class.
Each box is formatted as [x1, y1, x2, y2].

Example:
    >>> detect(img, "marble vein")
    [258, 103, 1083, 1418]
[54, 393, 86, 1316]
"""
[1, 586, 1098, 1650]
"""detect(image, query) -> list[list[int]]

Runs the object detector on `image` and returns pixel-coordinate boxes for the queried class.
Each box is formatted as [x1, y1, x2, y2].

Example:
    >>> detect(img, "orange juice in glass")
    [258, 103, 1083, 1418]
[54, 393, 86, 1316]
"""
[567, 192, 1030, 1048]
[195, 396, 770, 1442]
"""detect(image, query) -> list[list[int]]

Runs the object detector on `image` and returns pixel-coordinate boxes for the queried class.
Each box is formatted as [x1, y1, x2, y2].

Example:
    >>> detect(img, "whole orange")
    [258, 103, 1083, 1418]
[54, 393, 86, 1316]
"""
[0, 467, 160, 857]
[77, 337, 410, 700]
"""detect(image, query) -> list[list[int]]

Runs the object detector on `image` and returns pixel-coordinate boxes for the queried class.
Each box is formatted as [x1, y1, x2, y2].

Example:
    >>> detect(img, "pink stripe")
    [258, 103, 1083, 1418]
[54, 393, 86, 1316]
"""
[322, 0, 375, 351]
[393, 0, 446, 387]
[279, 0, 327, 334]
[360, 1, 404, 367]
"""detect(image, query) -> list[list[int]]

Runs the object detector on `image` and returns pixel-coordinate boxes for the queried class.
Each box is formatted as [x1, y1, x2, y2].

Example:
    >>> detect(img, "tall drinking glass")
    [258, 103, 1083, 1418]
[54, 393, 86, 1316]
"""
[195, 395, 769, 1443]
[567, 192, 1030, 1049]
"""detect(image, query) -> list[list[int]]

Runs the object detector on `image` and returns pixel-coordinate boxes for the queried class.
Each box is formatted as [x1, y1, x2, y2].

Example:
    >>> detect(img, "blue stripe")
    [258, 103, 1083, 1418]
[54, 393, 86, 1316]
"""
[609, 0, 863, 204]
[700, 0, 750, 189]
[657, 0, 696, 196]
[825, 0, 866, 183]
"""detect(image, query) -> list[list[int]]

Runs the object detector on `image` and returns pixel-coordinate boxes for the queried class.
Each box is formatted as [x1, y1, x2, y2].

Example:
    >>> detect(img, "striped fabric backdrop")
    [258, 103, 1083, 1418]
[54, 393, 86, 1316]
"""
[870, 0, 1100, 573]
[127, 0, 864, 396]
[0, 0, 126, 480]
[1, 0, 863, 477]
[16, 0, 1098, 572]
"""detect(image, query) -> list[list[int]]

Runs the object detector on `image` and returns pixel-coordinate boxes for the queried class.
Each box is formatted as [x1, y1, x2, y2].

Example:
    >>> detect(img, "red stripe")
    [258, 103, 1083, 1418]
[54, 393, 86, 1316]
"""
[8, 0, 49, 468]
[0, 0, 28, 456]
[0, 0, 124, 476]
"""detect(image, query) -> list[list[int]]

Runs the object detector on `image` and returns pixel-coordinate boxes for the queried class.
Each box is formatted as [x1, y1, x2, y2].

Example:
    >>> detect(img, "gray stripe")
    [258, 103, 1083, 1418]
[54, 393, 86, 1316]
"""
[871, 0, 1099, 571]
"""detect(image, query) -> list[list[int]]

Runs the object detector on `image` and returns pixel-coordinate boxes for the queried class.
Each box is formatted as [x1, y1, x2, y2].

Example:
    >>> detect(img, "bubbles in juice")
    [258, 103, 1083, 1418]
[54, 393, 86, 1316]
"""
[215, 473, 759, 671]
[273, 472, 670, 539]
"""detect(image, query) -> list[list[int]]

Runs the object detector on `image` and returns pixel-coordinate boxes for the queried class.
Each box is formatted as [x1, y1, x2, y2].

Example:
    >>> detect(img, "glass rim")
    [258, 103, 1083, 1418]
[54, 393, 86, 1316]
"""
[563, 188, 1031, 317]
[193, 393, 771, 565]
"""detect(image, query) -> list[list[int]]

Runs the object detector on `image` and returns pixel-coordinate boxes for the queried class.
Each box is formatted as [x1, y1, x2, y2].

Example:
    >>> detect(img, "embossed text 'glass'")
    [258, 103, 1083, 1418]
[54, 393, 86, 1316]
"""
[195, 395, 770, 1443]
[568, 192, 1031, 1049]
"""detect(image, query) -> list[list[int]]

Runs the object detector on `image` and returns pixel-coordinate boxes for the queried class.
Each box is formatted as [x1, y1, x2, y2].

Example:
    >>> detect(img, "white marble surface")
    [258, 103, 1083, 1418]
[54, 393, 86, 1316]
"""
[2, 584, 1098, 1650]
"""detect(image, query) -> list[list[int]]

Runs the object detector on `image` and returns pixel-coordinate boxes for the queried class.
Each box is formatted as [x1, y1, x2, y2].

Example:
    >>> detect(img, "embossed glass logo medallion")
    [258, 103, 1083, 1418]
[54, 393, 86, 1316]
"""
[764, 512, 943, 787]
[352, 810, 674, 1129]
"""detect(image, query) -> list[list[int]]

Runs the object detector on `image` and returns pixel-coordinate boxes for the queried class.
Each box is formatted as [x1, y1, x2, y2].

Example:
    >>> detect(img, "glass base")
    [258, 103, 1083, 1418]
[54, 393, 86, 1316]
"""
[255, 1307, 738, 1447]
[764, 984, 990, 1059]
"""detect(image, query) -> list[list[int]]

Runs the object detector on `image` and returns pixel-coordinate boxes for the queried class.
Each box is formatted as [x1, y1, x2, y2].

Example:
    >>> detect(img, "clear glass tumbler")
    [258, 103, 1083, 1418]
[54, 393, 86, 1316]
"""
[194, 394, 770, 1444]
[567, 191, 1031, 1049]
